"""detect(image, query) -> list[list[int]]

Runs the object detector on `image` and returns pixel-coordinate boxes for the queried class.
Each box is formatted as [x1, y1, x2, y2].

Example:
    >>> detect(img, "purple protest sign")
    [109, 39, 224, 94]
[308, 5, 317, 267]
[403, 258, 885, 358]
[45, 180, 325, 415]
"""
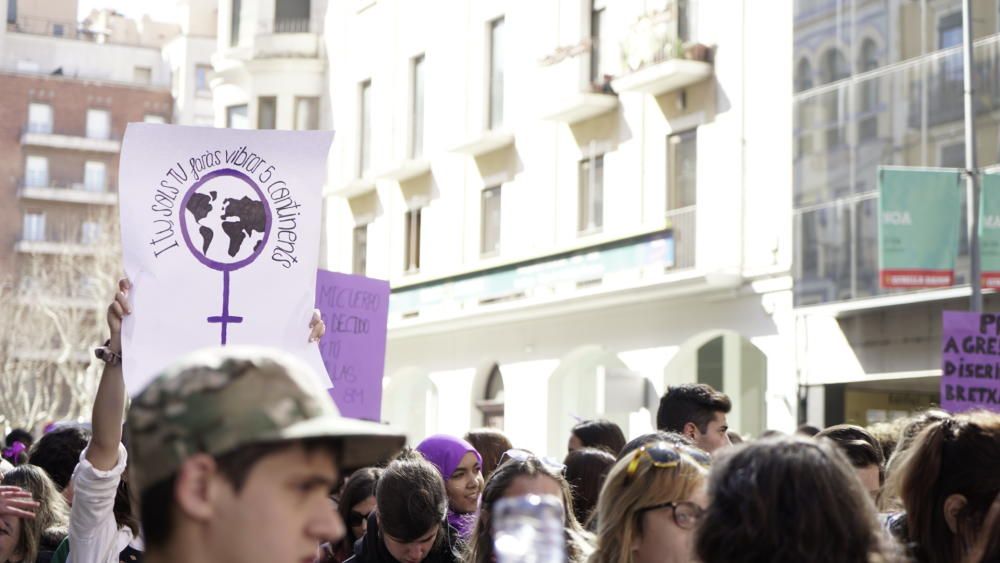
[941, 311, 1000, 413]
[315, 269, 390, 421]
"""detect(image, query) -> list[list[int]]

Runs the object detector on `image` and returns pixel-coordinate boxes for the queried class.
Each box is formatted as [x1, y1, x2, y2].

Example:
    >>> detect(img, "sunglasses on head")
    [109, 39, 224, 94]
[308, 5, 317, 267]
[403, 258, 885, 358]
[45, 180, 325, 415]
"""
[625, 443, 711, 484]
[499, 448, 567, 474]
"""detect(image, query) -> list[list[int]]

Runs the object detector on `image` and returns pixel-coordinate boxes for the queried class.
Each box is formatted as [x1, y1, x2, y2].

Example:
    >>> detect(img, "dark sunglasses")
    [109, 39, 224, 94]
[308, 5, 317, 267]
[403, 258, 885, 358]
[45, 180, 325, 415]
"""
[499, 448, 567, 474]
[625, 443, 711, 484]
[347, 509, 373, 527]
[636, 501, 704, 530]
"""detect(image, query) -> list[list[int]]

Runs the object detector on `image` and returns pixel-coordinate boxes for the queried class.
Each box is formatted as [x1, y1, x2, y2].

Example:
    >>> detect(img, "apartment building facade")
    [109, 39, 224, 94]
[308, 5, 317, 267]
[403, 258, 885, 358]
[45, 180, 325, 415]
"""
[323, 0, 795, 454]
[793, 0, 1000, 426]
[211, 0, 327, 131]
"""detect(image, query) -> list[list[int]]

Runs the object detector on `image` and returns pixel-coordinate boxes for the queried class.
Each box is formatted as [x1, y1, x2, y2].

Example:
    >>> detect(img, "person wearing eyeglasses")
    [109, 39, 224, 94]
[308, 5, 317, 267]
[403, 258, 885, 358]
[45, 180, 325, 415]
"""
[587, 441, 710, 563]
[316, 467, 383, 563]
[464, 449, 594, 563]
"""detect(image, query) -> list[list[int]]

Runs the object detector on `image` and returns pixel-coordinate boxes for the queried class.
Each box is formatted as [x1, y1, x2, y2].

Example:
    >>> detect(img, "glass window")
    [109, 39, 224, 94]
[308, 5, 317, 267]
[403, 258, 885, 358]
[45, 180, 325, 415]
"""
[195, 65, 211, 93]
[359, 80, 372, 174]
[404, 207, 422, 272]
[81, 221, 101, 245]
[294, 96, 319, 130]
[22, 212, 45, 242]
[668, 130, 697, 210]
[226, 104, 249, 129]
[134, 66, 152, 85]
[818, 48, 850, 85]
[84, 161, 106, 192]
[143, 114, 166, 124]
[411, 54, 425, 159]
[230, 0, 241, 47]
[52, 23, 64, 36]
[939, 12, 963, 83]
[275, 0, 310, 33]
[352, 223, 368, 275]
[795, 58, 813, 93]
[578, 154, 604, 233]
[27, 103, 53, 134]
[85, 109, 111, 139]
[481, 186, 501, 256]
[25, 156, 48, 187]
[257, 96, 277, 129]
[590, 4, 605, 85]
[7, 0, 15, 25]
[488, 17, 505, 130]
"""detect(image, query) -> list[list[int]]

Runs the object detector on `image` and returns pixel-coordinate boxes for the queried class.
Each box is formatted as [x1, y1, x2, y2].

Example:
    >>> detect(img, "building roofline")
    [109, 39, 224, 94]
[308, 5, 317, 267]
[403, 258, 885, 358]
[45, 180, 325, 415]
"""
[0, 68, 172, 93]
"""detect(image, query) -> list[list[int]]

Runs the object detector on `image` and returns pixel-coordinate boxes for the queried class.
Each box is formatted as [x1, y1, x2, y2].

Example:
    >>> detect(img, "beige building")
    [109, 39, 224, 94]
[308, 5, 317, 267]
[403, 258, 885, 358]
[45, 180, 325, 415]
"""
[323, 0, 796, 454]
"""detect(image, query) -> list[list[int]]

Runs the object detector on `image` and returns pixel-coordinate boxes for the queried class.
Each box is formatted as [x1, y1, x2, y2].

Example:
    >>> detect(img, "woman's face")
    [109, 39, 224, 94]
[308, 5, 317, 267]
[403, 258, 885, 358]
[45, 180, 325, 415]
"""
[382, 524, 439, 563]
[0, 515, 22, 563]
[446, 452, 484, 514]
[631, 486, 707, 563]
[349, 495, 376, 541]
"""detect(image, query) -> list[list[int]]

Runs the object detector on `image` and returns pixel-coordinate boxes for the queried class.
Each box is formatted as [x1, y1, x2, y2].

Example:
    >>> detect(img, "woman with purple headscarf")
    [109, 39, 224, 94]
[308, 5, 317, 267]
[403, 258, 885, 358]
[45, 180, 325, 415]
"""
[416, 434, 484, 539]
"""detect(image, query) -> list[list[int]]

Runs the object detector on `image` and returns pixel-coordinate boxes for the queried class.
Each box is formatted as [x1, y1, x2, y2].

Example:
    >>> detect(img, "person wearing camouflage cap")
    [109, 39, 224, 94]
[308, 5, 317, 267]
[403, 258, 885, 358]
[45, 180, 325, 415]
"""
[72, 278, 405, 563]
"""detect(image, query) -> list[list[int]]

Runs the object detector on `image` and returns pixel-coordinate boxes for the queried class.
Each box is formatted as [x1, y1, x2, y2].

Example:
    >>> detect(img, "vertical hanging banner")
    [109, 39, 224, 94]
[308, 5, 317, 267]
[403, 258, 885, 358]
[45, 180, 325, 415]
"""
[941, 311, 1000, 413]
[979, 174, 1000, 288]
[314, 270, 390, 421]
[878, 167, 961, 288]
[119, 124, 333, 393]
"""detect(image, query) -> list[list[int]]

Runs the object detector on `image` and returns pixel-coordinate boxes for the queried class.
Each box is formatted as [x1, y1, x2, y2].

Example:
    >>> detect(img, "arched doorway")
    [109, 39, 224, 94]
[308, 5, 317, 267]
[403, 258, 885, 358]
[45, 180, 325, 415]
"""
[382, 367, 438, 444]
[474, 363, 505, 429]
[546, 346, 654, 457]
[664, 331, 768, 437]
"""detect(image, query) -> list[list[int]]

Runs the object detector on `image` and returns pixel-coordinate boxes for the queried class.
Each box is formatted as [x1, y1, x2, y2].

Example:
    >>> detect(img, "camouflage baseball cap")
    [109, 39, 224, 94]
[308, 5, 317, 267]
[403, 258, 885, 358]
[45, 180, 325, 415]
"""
[125, 346, 405, 495]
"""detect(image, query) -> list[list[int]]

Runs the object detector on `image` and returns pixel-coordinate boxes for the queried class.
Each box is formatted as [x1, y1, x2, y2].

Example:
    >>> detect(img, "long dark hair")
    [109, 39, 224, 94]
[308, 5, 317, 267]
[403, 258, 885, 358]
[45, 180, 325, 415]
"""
[896, 411, 1000, 563]
[563, 447, 615, 527]
[571, 420, 625, 456]
[695, 436, 897, 563]
[465, 454, 593, 563]
[338, 467, 382, 546]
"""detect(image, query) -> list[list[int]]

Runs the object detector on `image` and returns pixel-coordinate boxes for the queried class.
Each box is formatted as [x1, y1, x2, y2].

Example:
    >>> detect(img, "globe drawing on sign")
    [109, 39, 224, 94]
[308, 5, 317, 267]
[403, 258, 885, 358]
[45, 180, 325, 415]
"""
[179, 168, 272, 345]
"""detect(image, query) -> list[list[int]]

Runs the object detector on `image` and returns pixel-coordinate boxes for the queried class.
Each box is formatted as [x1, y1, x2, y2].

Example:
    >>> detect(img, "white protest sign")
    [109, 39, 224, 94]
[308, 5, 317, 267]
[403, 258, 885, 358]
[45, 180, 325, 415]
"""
[118, 124, 333, 393]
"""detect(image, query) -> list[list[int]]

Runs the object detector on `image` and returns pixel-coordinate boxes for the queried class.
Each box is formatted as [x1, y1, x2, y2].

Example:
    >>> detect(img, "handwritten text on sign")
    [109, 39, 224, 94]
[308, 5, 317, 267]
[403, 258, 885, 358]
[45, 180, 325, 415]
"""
[941, 311, 1000, 413]
[315, 270, 390, 421]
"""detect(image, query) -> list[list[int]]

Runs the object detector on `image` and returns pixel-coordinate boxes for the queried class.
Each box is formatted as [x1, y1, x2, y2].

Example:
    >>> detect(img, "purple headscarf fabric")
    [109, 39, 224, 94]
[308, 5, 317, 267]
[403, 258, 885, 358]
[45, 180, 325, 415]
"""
[416, 434, 483, 539]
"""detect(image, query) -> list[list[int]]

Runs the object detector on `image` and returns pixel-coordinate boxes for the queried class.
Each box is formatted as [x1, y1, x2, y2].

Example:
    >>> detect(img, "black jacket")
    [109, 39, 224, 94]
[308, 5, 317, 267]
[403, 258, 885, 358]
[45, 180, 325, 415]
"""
[343, 513, 461, 563]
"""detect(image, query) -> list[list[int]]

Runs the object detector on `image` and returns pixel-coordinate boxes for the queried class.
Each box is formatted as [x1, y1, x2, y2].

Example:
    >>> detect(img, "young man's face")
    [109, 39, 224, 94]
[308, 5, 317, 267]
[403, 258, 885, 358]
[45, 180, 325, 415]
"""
[208, 443, 344, 563]
[692, 412, 732, 454]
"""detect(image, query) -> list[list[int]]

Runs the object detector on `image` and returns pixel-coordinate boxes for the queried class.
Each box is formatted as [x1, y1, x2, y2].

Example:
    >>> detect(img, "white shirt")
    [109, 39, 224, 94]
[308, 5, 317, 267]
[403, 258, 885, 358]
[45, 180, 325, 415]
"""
[67, 444, 139, 563]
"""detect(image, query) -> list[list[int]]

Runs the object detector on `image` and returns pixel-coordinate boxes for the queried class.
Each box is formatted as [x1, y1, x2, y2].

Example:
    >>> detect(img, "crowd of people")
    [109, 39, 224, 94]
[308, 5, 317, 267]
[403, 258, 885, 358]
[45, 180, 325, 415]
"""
[0, 279, 998, 563]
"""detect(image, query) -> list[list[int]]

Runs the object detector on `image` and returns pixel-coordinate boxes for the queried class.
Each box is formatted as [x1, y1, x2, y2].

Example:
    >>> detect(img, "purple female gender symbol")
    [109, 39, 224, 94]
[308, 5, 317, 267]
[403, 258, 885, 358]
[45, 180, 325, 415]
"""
[178, 168, 272, 345]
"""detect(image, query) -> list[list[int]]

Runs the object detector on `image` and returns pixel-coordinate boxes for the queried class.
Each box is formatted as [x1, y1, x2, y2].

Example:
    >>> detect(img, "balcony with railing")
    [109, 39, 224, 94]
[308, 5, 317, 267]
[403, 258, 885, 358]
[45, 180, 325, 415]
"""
[20, 124, 120, 153]
[537, 38, 619, 124]
[906, 39, 1000, 130]
[18, 176, 117, 205]
[611, 1, 713, 97]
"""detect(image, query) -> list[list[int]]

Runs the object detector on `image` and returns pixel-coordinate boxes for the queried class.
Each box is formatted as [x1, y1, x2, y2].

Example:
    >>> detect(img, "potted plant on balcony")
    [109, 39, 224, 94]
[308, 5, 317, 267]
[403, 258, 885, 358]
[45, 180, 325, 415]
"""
[684, 42, 712, 63]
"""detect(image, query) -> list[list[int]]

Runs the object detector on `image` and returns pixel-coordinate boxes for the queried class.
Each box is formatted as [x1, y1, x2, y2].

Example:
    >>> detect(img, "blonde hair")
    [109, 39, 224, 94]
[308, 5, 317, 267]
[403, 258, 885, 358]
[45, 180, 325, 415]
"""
[588, 442, 708, 563]
[1, 464, 70, 563]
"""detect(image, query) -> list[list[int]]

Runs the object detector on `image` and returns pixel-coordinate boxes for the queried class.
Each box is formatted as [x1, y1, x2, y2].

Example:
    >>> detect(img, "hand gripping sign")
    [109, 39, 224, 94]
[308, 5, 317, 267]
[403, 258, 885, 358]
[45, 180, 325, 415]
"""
[118, 124, 333, 393]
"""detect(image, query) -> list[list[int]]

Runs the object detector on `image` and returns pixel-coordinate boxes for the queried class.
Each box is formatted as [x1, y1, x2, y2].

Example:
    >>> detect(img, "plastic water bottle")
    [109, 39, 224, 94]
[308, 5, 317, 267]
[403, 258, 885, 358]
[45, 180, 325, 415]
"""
[492, 494, 566, 563]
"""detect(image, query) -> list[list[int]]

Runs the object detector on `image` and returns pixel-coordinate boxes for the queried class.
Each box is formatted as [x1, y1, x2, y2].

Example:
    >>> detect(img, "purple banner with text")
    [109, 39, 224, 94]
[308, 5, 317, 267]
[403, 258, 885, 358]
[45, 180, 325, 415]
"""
[941, 311, 1000, 413]
[315, 269, 390, 421]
